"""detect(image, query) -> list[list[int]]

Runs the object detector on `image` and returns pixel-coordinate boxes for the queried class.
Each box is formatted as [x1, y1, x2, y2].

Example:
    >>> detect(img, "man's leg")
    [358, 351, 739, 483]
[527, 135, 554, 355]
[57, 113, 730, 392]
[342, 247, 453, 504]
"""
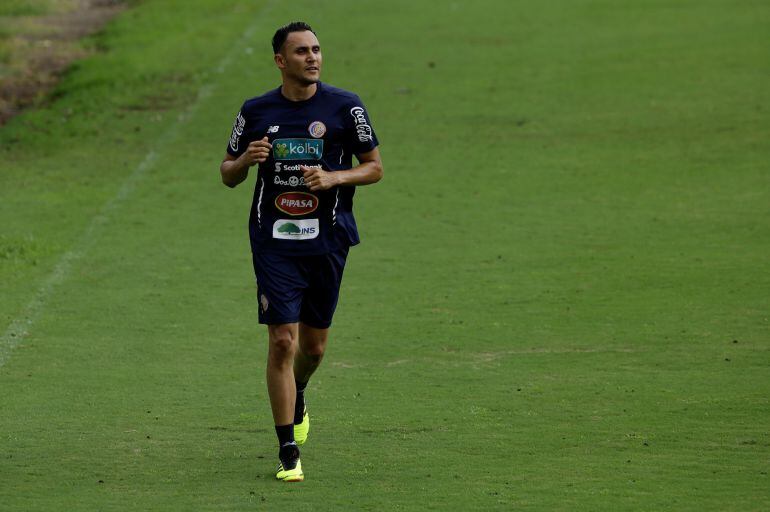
[292, 323, 328, 444]
[292, 247, 349, 444]
[294, 323, 329, 382]
[266, 323, 299, 425]
[266, 323, 304, 482]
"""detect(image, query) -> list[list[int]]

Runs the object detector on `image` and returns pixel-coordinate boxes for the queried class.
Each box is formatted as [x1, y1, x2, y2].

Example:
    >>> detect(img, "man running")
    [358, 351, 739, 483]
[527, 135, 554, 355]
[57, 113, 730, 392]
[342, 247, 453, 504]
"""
[219, 21, 382, 482]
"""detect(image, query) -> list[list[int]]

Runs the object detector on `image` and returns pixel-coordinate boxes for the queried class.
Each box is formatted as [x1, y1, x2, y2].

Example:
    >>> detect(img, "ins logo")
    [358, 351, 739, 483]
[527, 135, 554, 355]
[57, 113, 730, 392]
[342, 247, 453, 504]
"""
[350, 107, 373, 143]
[273, 219, 319, 240]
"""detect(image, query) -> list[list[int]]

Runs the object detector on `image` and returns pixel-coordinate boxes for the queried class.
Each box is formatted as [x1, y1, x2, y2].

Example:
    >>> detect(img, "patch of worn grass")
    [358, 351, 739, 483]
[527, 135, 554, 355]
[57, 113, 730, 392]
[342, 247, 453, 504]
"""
[0, 0, 123, 123]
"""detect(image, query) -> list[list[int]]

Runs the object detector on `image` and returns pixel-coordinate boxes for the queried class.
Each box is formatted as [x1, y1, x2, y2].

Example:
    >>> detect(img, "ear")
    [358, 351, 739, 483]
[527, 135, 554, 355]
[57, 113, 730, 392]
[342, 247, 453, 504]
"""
[274, 53, 285, 69]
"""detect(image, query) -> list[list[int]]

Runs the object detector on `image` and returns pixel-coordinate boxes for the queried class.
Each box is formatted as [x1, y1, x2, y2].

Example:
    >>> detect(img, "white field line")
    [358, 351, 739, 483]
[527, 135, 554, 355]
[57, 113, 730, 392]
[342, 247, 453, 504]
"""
[0, 16, 265, 368]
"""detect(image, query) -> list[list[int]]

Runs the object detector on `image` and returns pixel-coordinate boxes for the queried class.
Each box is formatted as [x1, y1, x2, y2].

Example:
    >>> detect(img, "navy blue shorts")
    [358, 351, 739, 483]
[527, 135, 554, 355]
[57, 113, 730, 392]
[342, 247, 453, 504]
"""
[251, 247, 349, 328]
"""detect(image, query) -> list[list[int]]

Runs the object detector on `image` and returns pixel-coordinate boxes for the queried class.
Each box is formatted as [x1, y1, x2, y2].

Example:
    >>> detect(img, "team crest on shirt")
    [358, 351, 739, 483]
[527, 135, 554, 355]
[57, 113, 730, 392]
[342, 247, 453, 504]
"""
[308, 121, 326, 138]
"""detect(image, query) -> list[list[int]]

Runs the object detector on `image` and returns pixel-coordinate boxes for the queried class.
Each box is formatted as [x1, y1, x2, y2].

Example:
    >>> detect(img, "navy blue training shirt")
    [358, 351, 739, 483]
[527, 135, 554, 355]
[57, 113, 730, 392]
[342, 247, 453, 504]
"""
[226, 82, 379, 256]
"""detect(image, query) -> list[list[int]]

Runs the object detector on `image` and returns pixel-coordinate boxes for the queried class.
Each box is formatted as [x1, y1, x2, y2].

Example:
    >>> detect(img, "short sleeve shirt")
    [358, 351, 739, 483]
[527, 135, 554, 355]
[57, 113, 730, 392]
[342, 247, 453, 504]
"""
[226, 82, 379, 255]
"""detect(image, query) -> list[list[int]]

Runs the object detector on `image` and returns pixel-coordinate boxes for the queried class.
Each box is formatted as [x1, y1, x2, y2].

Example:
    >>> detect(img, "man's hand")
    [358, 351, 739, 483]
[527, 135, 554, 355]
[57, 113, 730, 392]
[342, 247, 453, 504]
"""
[220, 136, 270, 188]
[302, 166, 340, 191]
[239, 136, 272, 167]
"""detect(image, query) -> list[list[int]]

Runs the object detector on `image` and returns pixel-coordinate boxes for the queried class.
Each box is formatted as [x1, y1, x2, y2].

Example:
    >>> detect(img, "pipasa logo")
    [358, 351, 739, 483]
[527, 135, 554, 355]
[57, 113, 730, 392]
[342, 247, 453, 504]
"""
[272, 138, 324, 160]
[275, 192, 318, 216]
[273, 219, 319, 240]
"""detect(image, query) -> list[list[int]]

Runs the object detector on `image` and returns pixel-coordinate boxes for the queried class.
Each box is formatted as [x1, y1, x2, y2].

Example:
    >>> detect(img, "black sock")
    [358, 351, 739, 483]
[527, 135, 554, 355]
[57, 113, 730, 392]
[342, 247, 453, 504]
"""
[275, 423, 295, 447]
[276, 424, 299, 468]
[279, 444, 299, 469]
[294, 380, 308, 424]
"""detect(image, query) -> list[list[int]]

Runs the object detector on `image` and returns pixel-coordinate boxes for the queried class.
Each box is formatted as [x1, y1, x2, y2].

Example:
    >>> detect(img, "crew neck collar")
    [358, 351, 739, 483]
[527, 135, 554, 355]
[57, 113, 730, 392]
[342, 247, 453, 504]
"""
[279, 82, 322, 103]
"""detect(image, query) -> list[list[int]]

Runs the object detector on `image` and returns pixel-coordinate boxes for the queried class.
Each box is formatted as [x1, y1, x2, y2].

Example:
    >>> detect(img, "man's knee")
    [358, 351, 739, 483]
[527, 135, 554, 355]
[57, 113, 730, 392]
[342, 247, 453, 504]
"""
[299, 328, 328, 362]
[301, 343, 325, 363]
[268, 326, 297, 362]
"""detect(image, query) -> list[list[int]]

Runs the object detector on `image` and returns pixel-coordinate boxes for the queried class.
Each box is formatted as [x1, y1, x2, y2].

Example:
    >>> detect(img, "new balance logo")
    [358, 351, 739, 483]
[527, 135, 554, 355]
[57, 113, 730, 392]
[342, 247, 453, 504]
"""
[267, 125, 279, 133]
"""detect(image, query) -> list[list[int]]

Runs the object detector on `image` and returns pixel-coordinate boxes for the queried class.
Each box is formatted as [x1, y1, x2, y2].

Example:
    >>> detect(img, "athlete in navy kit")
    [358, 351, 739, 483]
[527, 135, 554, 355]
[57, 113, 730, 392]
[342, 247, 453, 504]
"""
[219, 22, 382, 482]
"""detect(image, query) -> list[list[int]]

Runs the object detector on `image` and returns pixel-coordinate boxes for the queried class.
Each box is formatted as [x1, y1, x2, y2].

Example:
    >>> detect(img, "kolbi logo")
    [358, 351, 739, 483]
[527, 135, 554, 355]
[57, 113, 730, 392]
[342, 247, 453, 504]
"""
[274, 142, 289, 158]
[273, 219, 319, 240]
[275, 192, 318, 216]
[272, 138, 324, 160]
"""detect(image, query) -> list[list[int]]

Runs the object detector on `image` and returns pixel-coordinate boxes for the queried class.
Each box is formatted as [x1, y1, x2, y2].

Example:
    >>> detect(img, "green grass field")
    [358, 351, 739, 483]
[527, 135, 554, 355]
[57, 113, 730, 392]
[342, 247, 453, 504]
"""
[1, 0, 769, 509]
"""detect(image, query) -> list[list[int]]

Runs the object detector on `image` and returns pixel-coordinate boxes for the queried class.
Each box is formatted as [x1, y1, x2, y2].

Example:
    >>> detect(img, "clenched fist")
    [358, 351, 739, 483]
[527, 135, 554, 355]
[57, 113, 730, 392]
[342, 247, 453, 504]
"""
[239, 136, 272, 167]
[302, 165, 340, 191]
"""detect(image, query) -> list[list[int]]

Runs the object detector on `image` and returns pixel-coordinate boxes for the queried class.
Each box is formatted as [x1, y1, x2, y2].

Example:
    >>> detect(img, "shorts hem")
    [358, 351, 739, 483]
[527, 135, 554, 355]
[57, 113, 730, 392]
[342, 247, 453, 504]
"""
[299, 318, 332, 329]
[259, 317, 300, 326]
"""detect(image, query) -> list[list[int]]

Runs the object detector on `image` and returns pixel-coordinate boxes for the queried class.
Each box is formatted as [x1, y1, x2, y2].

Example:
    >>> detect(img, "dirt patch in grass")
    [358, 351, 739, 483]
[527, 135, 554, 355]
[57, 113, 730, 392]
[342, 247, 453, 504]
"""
[0, 0, 124, 125]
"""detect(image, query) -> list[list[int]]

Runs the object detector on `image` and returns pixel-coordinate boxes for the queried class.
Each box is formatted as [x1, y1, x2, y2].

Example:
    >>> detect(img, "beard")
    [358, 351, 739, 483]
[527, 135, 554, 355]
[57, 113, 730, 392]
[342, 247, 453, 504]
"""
[296, 73, 320, 86]
[286, 66, 320, 86]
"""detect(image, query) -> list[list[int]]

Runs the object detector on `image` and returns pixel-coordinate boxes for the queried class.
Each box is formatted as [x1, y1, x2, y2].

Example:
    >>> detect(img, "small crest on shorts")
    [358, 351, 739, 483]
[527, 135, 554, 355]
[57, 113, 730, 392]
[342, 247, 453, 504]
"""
[260, 294, 269, 313]
[308, 121, 326, 138]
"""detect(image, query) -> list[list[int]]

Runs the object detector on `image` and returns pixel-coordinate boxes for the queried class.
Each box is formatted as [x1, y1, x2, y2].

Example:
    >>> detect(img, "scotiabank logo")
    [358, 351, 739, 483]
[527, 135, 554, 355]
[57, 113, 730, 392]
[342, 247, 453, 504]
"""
[274, 192, 318, 216]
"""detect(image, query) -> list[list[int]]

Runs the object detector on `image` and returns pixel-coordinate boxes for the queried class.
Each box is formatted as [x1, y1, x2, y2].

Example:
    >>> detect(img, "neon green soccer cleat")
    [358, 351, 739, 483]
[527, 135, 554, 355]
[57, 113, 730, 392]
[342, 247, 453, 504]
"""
[276, 458, 304, 482]
[294, 409, 310, 446]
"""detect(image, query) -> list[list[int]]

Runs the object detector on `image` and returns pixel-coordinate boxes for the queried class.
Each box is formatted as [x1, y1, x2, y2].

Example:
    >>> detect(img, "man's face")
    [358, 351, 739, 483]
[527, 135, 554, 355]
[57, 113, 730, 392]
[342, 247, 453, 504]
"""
[276, 30, 322, 85]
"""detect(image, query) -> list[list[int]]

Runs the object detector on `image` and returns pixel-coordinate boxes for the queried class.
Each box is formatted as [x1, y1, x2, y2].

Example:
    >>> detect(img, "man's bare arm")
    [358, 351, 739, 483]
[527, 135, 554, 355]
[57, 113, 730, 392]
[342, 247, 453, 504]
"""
[220, 154, 249, 188]
[301, 147, 383, 192]
[219, 136, 273, 188]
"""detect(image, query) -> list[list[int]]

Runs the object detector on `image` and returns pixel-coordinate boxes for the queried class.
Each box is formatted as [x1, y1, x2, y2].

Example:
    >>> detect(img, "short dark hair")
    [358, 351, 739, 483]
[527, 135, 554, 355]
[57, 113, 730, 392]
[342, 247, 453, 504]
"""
[272, 21, 315, 54]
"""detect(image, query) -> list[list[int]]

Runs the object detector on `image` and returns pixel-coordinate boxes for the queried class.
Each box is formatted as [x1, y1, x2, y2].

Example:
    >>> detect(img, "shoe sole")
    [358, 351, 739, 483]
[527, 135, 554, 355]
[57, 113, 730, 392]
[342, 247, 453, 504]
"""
[276, 461, 304, 482]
